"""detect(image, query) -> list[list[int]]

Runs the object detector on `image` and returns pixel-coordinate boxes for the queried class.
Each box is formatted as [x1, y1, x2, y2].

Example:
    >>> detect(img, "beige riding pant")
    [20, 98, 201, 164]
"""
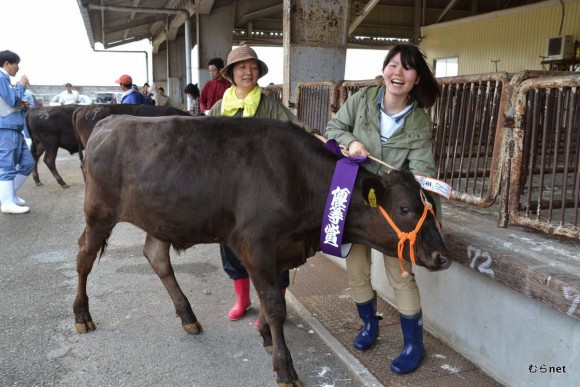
[346, 243, 421, 316]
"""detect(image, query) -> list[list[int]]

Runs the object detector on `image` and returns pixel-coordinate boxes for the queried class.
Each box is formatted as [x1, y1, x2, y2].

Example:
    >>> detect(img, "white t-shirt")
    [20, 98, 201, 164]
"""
[58, 90, 80, 105]
[379, 102, 414, 144]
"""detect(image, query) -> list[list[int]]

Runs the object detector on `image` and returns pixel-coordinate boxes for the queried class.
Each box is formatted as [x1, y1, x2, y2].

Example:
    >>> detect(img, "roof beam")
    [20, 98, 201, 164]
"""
[349, 0, 380, 35]
[104, 14, 167, 34]
[79, 2, 193, 91]
[124, 0, 144, 40]
[436, 0, 461, 23]
[238, 4, 283, 25]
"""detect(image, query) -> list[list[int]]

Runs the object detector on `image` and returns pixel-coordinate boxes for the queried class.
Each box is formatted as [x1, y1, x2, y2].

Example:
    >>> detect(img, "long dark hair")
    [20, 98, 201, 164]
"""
[382, 44, 440, 108]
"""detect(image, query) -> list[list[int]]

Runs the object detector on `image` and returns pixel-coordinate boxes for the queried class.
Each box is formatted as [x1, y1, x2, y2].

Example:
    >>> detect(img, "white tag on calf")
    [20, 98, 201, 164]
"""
[413, 175, 452, 200]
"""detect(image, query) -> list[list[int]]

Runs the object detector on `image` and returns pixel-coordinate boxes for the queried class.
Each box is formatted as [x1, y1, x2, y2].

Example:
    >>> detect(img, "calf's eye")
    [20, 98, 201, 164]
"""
[400, 207, 410, 215]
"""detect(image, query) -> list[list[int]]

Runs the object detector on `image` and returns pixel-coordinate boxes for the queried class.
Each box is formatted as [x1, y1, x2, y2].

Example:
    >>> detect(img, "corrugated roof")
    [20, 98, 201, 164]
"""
[77, 0, 548, 50]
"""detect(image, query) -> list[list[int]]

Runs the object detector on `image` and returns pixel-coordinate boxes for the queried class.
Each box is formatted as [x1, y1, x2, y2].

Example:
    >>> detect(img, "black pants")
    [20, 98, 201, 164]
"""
[220, 244, 290, 288]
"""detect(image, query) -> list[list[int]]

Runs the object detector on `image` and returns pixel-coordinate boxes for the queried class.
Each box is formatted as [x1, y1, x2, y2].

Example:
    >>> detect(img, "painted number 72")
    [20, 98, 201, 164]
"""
[467, 246, 495, 277]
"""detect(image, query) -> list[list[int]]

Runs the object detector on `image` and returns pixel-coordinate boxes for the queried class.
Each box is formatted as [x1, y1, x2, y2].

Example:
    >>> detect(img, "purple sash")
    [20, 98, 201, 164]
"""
[320, 140, 368, 257]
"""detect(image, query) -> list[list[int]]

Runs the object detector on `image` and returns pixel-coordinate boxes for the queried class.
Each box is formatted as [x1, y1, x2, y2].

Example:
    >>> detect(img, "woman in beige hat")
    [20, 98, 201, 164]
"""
[207, 45, 312, 327]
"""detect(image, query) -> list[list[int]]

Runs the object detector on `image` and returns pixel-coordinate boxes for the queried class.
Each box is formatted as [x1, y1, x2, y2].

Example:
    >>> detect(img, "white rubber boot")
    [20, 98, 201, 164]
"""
[13, 174, 28, 206]
[0, 180, 30, 214]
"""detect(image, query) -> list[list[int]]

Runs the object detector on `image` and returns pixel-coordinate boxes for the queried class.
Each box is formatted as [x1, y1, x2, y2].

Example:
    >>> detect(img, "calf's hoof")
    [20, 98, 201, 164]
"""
[183, 321, 202, 334]
[61, 184, 70, 189]
[264, 345, 273, 354]
[35, 182, 43, 187]
[75, 321, 96, 333]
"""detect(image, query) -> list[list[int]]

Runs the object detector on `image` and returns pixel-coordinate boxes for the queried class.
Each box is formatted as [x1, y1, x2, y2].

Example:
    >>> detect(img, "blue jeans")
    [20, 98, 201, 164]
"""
[0, 128, 34, 180]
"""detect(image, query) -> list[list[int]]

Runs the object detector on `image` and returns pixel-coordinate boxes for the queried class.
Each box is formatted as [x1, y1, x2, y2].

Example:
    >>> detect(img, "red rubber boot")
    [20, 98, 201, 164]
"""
[228, 278, 251, 320]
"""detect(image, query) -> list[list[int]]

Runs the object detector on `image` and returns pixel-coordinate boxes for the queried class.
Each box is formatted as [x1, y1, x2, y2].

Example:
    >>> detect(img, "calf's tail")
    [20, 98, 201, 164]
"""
[71, 108, 84, 162]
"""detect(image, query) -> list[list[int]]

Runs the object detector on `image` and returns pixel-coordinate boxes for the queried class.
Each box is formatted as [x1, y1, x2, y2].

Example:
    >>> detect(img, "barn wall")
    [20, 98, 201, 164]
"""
[420, 0, 580, 75]
[152, 47, 168, 86]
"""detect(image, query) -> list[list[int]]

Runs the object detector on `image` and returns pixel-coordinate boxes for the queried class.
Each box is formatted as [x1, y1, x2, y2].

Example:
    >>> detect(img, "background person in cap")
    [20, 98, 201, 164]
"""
[199, 57, 230, 114]
[115, 74, 145, 104]
[58, 83, 80, 105]
[207, 45, 316, 327]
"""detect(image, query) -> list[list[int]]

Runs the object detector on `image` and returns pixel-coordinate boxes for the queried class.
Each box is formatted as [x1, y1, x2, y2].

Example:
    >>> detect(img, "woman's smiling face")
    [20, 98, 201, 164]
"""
[232, 59, 260, 90]
[382, 53, 419, 98]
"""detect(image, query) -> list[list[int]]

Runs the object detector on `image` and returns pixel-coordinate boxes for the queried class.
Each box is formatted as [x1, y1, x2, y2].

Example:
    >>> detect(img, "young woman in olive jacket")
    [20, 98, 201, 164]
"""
[325, 44, 441, 374]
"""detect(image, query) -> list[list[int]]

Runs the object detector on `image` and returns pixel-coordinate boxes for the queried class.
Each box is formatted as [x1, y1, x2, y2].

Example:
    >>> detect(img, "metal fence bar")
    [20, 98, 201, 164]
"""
[507, 74, 580, 239]
[433, 73, 510, 207]
[560, 90, 575, 226]
[295, 81, 339, 135]
[338, 79, 382, 106]
[262, 84, 283, 104]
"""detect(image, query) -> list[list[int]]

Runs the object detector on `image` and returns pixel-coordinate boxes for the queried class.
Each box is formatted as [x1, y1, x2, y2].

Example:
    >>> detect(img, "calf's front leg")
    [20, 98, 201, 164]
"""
[245, 256, 300, 386]
[31, 141, 45, 186]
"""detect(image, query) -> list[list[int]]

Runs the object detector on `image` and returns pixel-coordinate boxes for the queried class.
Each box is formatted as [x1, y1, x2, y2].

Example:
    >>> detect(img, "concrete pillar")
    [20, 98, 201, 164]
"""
[282, 0, 349, 106]
[152, 48, 167, 87]
[197, 5, 234, 88]
[151, 37, 186, 106]
[168, 37, 187, 106]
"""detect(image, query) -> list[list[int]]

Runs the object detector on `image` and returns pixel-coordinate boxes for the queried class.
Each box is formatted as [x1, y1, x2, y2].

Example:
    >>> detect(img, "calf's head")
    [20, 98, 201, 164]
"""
[359, 170, 450, 272]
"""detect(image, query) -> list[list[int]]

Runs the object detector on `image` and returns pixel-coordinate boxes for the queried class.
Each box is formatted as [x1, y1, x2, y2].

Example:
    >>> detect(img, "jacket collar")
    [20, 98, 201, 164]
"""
[376, 86, 416, 123]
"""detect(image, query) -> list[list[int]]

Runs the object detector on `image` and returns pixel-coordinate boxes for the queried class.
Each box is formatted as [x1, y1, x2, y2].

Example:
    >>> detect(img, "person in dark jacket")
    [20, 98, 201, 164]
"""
[141, 82, 155, 105]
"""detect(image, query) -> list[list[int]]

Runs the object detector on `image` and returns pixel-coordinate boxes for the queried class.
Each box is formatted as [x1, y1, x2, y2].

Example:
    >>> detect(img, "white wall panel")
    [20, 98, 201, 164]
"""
[421, 0, 580, 75]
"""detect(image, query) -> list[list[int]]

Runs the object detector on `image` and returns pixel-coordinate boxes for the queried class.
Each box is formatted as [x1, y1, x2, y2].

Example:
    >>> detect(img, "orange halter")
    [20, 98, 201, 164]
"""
[377, 190, 435, 277]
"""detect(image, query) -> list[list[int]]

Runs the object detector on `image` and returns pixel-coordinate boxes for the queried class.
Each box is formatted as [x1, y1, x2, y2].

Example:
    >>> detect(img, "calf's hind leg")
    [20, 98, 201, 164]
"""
[142, 234, 202, 334]
[73, 224, 114, 333]
[43, 149, 69, 188]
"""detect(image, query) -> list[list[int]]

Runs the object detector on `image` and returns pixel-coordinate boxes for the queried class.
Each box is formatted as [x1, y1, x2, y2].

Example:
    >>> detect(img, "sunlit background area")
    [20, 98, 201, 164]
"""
[2, 1, 389, 87]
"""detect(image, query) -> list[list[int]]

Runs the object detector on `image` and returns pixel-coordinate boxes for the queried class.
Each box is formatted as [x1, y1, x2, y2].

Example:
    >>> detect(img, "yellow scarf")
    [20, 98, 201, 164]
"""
[220, 85, 261, 117]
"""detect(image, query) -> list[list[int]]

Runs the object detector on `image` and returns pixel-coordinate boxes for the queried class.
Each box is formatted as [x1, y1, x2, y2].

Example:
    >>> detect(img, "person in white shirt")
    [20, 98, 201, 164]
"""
[58, 83, 80, 105]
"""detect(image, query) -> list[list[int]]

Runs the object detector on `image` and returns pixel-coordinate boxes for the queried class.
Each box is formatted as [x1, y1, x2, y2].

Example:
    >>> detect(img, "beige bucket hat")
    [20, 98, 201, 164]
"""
[220, 46, 269, 81]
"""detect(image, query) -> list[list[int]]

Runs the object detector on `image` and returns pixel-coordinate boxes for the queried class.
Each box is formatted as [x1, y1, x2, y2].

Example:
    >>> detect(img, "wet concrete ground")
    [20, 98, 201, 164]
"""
[0, 151, 367, 387]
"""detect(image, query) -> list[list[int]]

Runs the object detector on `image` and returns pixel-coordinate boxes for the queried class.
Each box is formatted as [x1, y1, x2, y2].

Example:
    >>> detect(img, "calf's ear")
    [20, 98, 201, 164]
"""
[361, 176, 387, 207]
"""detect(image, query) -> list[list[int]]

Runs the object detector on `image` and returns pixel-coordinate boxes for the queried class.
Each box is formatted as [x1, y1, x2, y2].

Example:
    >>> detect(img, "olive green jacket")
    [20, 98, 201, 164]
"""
[325, 85, 442, 220]
[208, 93, 310, 132]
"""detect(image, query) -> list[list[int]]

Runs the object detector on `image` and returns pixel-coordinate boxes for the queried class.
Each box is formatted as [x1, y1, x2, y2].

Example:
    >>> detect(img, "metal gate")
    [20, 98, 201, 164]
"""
[433, 73, 511, 207]
[507, 74, 580, 239]
[295, 81, 340, 135]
